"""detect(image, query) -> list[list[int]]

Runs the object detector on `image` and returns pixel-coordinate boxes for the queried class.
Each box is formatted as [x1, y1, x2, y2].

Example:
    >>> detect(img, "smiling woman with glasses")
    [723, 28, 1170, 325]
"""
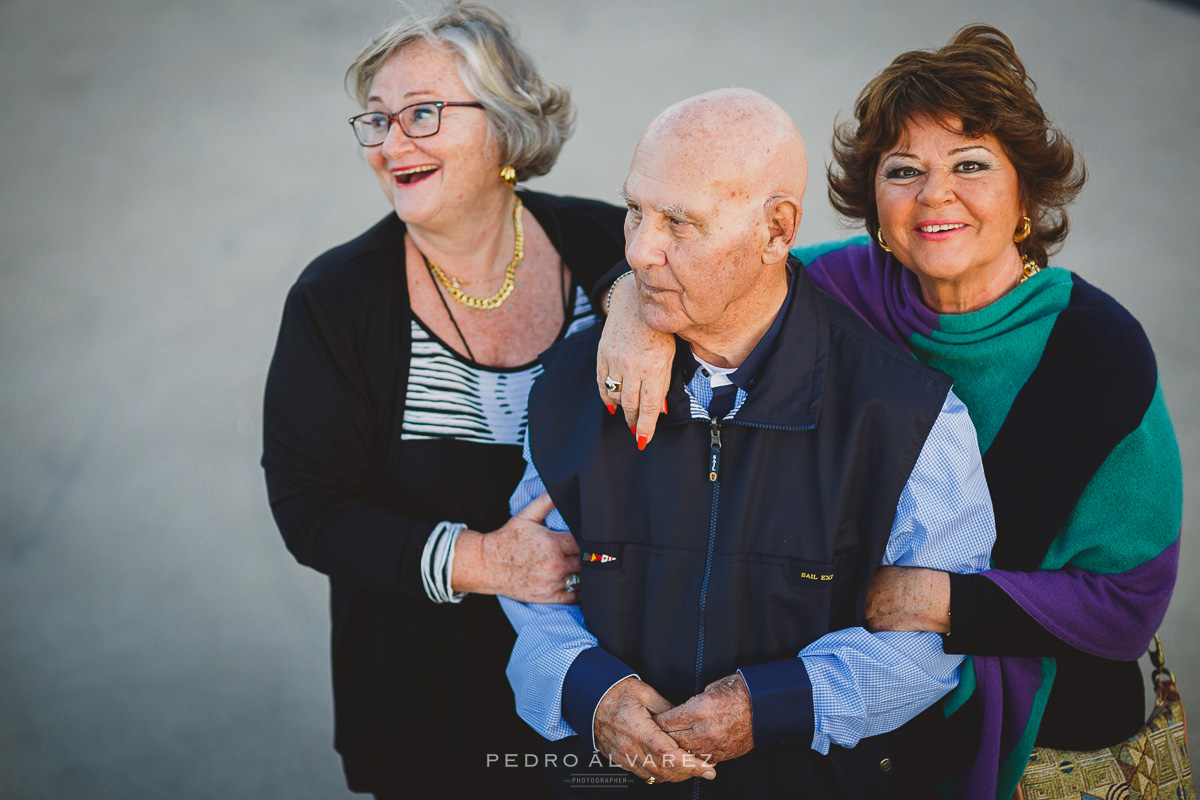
[261, 3, 626, 798]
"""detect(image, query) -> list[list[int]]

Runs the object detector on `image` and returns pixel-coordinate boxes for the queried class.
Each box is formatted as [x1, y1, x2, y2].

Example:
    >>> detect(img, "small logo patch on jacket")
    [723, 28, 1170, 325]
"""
[797, 571, 834, 582]
[582, 552, 618, 564]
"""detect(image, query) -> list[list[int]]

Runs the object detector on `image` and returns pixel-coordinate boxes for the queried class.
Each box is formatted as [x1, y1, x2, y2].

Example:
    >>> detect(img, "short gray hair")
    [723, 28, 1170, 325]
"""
[346, 2, 574, 182]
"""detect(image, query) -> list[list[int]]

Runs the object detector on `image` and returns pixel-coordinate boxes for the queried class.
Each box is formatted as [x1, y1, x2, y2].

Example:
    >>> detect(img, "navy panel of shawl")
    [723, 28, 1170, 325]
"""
[983, 275, 1158, 570]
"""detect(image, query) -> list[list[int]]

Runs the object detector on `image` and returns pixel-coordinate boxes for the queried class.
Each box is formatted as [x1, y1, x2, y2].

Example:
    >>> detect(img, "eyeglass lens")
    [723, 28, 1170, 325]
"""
[352, 103, 443, 146]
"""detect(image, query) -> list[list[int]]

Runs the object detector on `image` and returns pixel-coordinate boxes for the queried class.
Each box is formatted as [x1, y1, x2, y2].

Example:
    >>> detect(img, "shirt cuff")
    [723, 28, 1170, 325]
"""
[562, 646, 638, 750]
[738, 658, 815, 748]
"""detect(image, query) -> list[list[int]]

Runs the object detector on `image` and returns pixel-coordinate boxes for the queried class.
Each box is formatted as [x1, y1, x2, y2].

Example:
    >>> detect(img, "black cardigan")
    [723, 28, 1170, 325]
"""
[262, 190, 625, 794]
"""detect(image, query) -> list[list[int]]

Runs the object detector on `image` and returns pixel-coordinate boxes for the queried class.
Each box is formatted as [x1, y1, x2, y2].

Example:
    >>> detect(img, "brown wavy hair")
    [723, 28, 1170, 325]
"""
[828, 25, 1086, 268]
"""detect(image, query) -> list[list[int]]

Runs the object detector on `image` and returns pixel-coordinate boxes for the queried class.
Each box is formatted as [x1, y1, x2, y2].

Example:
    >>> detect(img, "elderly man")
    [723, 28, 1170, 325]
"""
[500, 89, 994, 798]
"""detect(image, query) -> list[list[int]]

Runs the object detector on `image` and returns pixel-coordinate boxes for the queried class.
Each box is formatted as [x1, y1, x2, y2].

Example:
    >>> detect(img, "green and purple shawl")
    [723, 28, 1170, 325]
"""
[796, 237, 1182, 800]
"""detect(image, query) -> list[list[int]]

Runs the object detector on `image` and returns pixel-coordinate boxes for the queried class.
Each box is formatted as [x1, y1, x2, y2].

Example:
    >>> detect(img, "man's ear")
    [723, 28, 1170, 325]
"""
[763, 195, 802, 263]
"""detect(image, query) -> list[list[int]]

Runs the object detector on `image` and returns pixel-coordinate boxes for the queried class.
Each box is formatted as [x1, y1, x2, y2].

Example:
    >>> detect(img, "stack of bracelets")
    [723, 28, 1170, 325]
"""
[420, 521, 467, 604]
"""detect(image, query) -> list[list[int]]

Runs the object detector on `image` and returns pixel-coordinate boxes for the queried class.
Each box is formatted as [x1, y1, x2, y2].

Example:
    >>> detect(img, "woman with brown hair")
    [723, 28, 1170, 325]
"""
[596, 25, 1182, 799]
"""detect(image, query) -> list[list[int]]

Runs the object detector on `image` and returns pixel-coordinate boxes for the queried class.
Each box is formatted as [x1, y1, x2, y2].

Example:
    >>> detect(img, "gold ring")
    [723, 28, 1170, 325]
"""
[646, 776, 656, 785]
[604, 376, 622, 393]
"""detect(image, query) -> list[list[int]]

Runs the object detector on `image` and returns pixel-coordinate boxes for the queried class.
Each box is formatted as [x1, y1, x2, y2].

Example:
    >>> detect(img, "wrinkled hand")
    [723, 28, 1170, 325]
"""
[596, 273, 675, 450]
[451, 493, 580, 604]
[864, 566, 951, 633]
[595, 677, 717, 783]
[655, 673, 754, 764]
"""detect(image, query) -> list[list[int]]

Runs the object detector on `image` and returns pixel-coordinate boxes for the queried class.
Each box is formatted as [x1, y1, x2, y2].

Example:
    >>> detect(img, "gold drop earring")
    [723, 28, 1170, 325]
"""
[1013, 215, 1032, 243]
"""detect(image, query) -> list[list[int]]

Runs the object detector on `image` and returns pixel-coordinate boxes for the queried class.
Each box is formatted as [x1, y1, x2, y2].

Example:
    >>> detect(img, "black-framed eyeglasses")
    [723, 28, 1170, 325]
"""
[348, 101, 484, 146]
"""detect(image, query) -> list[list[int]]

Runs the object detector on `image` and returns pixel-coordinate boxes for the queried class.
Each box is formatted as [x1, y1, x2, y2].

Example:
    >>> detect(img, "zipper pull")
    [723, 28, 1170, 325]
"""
[708, 420, 722, 482]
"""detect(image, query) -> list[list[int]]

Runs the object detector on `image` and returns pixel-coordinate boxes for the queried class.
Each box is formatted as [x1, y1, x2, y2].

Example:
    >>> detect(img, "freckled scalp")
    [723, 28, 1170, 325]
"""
[636, 88, 808, 205]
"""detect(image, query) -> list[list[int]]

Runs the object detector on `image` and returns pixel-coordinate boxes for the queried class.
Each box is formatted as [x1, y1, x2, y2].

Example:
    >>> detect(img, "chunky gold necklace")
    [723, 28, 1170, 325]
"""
[1019, 253, 1041, 284]
[422, 196, 523, 312]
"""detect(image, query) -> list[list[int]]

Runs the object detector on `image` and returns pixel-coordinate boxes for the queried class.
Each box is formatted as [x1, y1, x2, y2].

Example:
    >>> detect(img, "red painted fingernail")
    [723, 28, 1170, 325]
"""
[662, 399, 668, 414]
[606, 403, 616, 415]
[630, 426, 637, 435]
[637, 434, 648, 450]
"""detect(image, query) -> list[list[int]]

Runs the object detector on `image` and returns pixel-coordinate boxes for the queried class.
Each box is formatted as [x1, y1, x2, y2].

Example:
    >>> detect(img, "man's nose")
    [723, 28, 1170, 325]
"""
[625, 218, 666, 270]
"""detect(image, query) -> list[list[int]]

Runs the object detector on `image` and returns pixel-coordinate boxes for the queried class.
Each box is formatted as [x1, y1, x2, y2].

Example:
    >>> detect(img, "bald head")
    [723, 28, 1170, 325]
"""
[621, 90, 809, 365]
[636, 88, 808, 207]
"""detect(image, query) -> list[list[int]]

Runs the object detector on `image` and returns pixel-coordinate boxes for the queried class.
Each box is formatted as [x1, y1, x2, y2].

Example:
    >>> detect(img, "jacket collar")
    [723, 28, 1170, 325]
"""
[664, 255, 827, 429]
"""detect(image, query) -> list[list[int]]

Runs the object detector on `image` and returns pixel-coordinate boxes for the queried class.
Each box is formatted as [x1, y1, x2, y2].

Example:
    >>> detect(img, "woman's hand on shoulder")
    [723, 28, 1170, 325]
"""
[597, 273, 676, 449]
[451, 493, 581, 604]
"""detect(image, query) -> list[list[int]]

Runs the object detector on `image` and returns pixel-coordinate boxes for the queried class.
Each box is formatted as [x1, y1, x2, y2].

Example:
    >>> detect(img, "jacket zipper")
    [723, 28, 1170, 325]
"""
[691, 416, 810, 800]
[692, 417, 722, 800]
[694, 418, 808, 692]
[696, 418, 722, 688]
[658, 411, 812, 800]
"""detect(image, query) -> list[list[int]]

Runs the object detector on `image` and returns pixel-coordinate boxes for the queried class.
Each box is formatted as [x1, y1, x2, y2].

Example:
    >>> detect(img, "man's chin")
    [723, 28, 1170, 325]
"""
[639, 301, 684, 335]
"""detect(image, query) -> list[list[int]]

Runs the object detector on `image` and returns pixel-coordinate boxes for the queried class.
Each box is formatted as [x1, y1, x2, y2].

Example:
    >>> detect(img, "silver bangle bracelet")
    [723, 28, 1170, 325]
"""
[421, 521, 466, 604]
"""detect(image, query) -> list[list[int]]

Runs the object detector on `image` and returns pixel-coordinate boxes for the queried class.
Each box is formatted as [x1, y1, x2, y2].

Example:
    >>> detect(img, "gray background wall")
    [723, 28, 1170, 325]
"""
[1, 0, 1196, 797]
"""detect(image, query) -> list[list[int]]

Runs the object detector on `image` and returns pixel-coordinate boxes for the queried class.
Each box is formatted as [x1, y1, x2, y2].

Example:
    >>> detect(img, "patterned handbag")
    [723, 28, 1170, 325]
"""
[1016, 636, 1193, 800]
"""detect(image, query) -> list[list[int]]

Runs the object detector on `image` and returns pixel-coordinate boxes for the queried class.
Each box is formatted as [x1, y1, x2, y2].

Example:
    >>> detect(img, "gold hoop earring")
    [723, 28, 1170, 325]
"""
[876, 227, 892, 253]
[499, 166, 517, 187]
[1014, 215, 1032, 243]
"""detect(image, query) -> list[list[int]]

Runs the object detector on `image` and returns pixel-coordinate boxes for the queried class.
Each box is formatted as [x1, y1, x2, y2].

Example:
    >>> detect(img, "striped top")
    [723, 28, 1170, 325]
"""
[401, 285, 595, 444]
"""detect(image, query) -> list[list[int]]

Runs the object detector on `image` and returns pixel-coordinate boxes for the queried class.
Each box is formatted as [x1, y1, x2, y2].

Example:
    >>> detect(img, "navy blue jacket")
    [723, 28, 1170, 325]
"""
[528, 262, 951, 798]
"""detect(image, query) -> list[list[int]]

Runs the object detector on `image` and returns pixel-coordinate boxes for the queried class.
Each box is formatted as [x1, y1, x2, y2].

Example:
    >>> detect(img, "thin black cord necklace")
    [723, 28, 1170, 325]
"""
[415, 194, 570, 363]
[423, 253, 477, 362]
[423, 254, 569, 365]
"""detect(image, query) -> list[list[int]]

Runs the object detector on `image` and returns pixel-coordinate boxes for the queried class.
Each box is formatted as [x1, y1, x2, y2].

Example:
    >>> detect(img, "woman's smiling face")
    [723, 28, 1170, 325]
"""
[875, 115, 1025, 313]
[364, 41, 500, 230]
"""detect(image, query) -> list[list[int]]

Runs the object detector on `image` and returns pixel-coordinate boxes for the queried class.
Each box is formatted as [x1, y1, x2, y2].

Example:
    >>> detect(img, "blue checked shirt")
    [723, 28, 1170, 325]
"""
[501, 362, 994, 754]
